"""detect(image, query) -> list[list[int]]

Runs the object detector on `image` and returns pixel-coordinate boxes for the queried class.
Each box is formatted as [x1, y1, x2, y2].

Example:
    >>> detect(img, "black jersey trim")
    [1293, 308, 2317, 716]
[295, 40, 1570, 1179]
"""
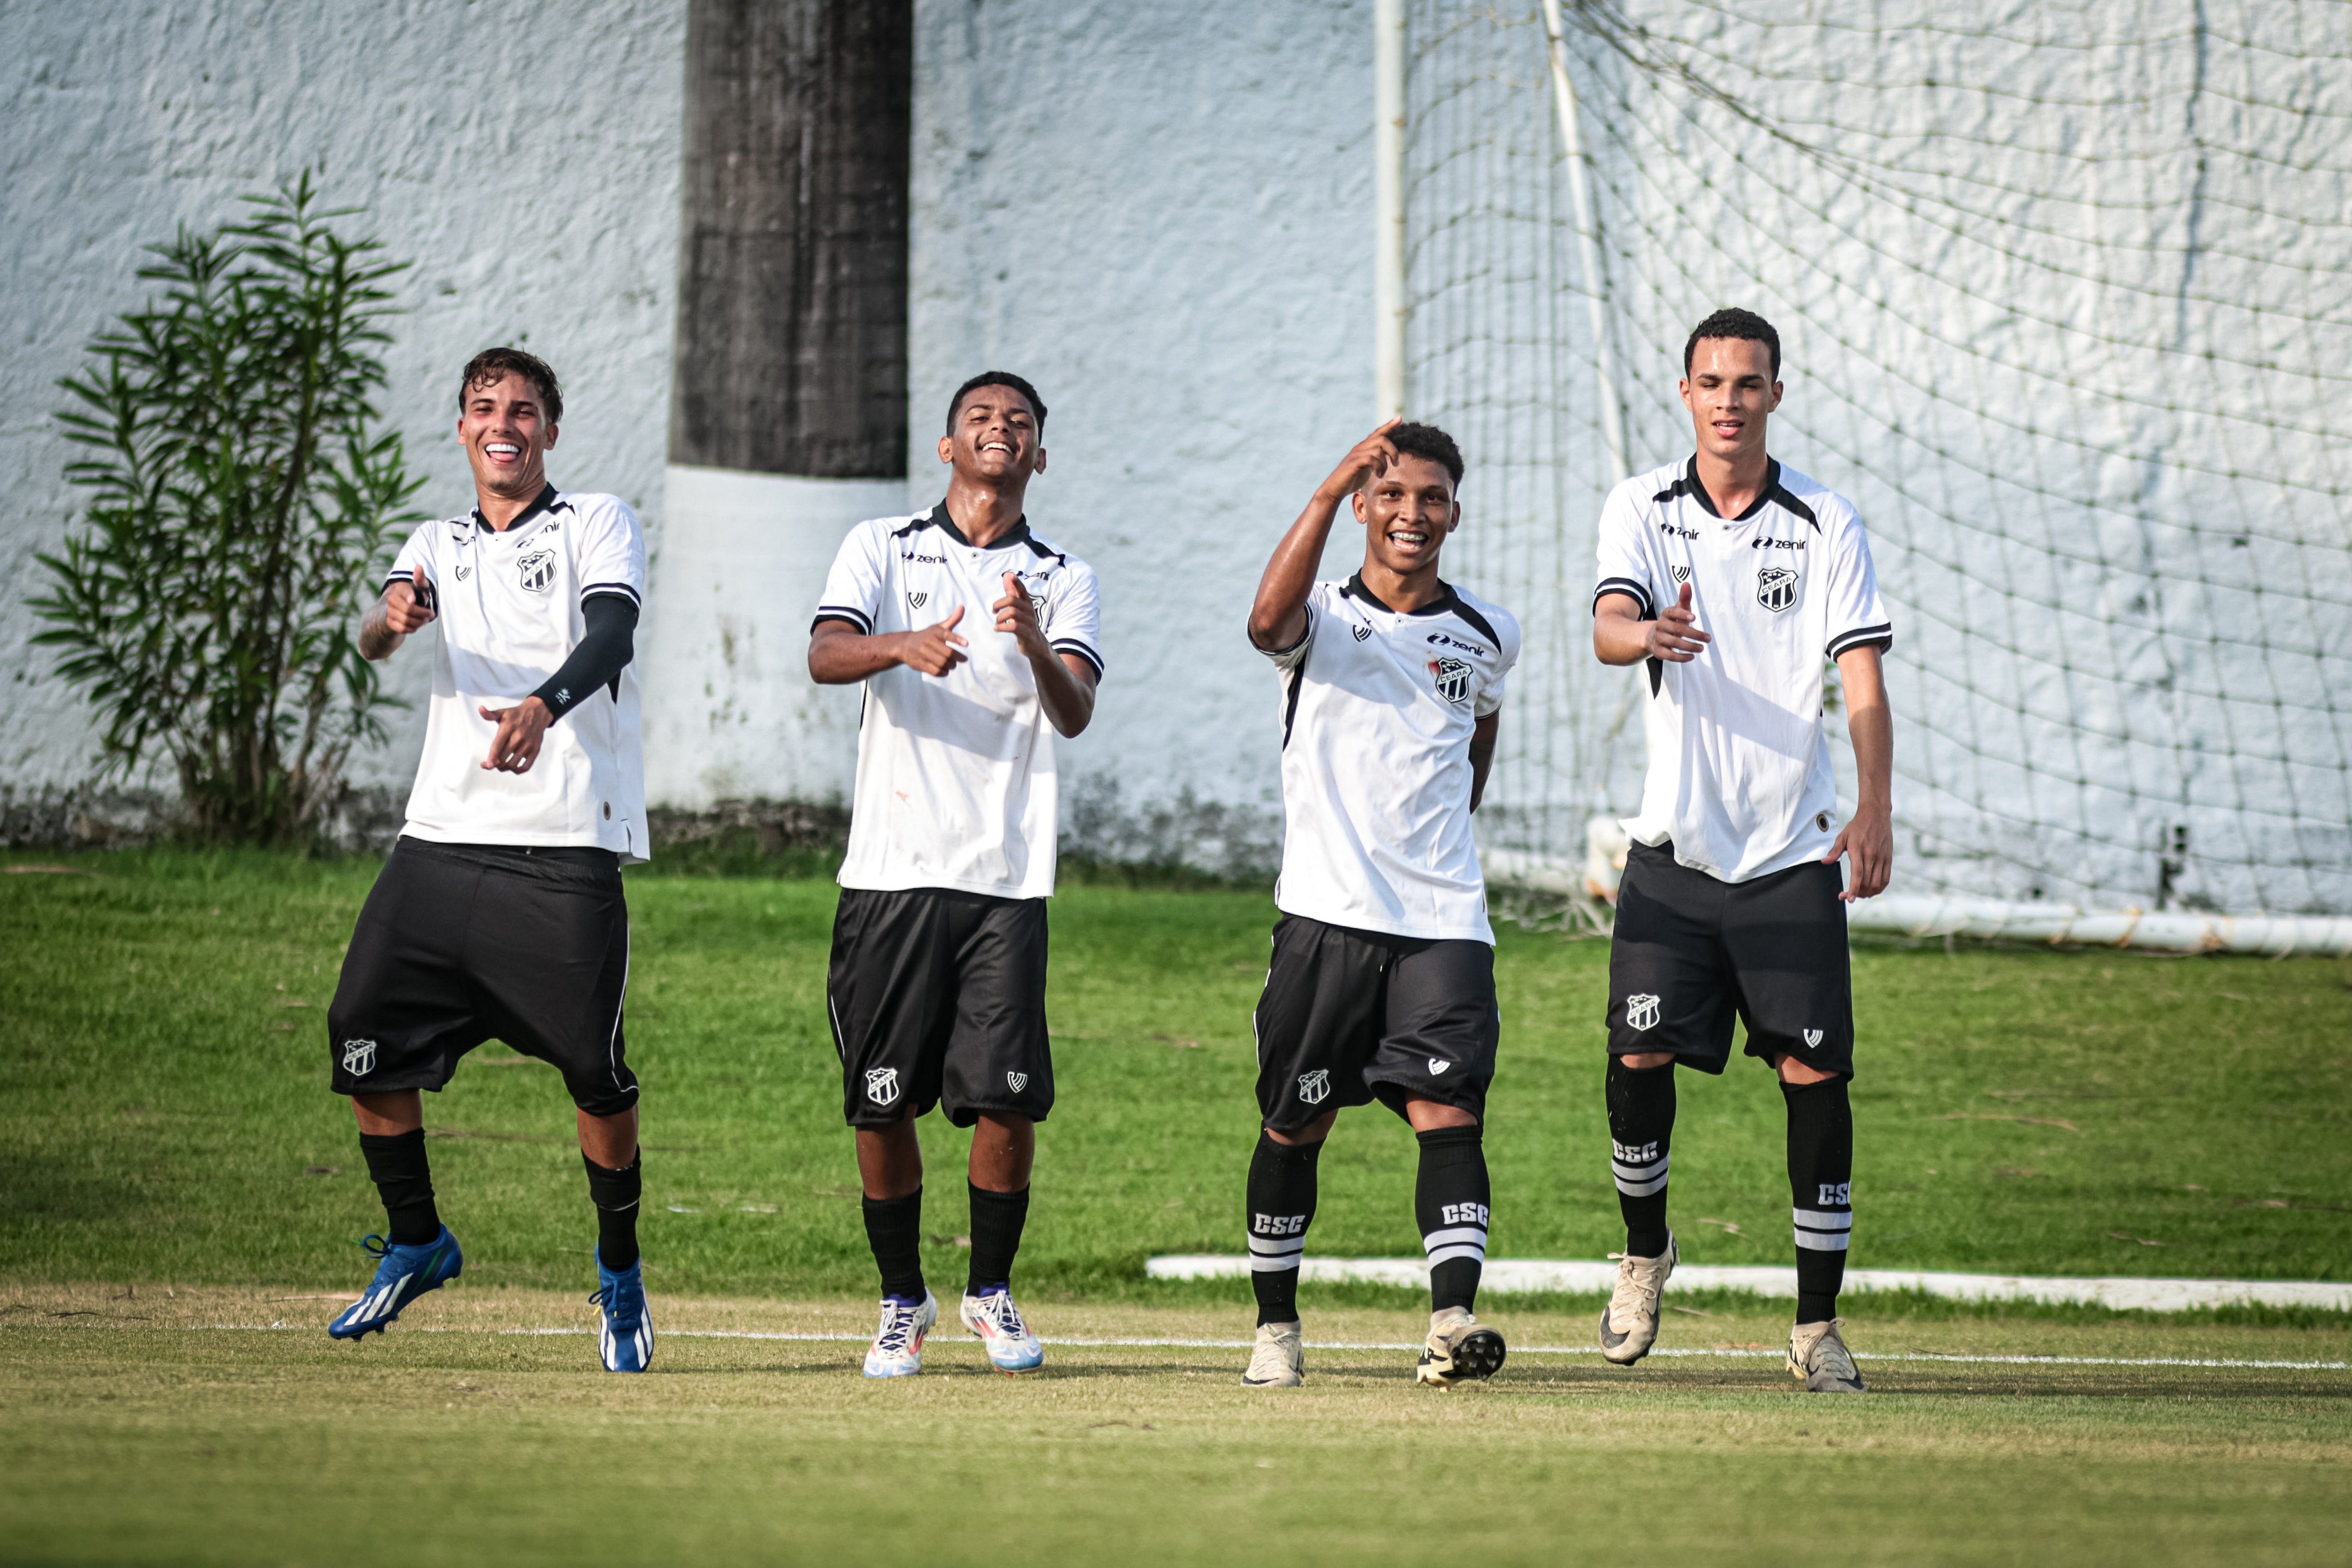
[470, 484, 564, 534]
[580, 581, 642, 607]
[1827, 623, 1895, 658]
[1342, 573, 1497, 645]
[1593, 577, 1655, 619]
[1664, 458, 1814, 529]
[914, 501, 1037, 554]
[812, 604, 874, 635]
[1051, 639, 1104, 678]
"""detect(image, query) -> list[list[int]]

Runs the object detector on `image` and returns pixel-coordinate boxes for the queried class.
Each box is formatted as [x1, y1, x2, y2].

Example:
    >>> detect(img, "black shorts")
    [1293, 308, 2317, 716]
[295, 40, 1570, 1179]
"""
[1606, 840, 1853, 1077]
[827, 886, 1054, 1129]
[1251, 913, 1499, 1132]
[327, 838, 637, 1115]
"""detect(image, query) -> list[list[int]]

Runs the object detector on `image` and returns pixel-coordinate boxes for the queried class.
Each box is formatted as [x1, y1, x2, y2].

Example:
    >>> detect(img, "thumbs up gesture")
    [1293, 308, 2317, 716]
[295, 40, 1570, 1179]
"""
[386, 566, 437, 634]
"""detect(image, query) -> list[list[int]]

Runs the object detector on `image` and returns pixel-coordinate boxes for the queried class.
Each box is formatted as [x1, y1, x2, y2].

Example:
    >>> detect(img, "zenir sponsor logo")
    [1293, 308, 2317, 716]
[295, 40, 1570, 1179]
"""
[340, 1038, 378, 1076]
[1658, 522, 1699, 540]
[1425, 632, 1489, 658]
[516, 547, 558, 595]
[1296, 1068, 1331, 1105]
[864, 1066, 901, 1106]
[1624, 993, 1661, 1031]
[1757, 565, 1799, 613]
[902, 550, 946, 564]
[1428, 657, 1474, 705]
[1752, 536, 1806, 551]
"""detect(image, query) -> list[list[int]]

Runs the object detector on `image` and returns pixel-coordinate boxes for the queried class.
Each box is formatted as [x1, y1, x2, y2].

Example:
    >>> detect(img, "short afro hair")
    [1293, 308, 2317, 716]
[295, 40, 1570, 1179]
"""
[457, 346, 562, 423]
[946, 371, 1047, 434]
[1682, 308, 1780, 379]
[1385, 421, 1465, 488]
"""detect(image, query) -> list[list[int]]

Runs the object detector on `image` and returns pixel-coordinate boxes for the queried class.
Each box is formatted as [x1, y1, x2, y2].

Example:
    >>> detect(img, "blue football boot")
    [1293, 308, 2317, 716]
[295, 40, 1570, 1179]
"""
[589, 1251, 654, 1373]
[328, 1226, 463, 1340]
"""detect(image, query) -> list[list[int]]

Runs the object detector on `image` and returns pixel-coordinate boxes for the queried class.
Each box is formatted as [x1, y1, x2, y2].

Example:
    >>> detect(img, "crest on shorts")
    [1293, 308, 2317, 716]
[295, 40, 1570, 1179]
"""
[864, 1066, 901, 1106]
[1757, 564, 1799, 613]
[1352, 622, 1372, 642]
[1428, 657, 1474, 705]
[515, 546, 558, 595]
[340, 1038, 378, 1077]
[1296, 1068, 1331, 1105]
[1624, 993, 1661, 1032]
[1007, 1071, 1029, 1094]
[908, 590, 928, 611]
[1803, 1028, 1824, 1049]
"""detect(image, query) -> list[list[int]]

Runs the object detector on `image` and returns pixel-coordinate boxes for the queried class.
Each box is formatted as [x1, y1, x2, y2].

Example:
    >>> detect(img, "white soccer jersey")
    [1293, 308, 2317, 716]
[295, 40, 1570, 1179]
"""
[386, 487, 648, 861]
[815, 504, 1104, 901]
[1264, 575, 1523, 943]
[1594, 456, 1892, 884]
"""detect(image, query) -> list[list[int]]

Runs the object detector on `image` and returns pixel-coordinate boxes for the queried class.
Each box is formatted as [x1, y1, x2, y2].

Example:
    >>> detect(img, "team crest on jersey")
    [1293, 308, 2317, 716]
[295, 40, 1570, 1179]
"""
[908, 590, 928, 610]
[340, 1038, 378, 1077]
[1352, 622, 1372, 642]
[1624, 993, 1661, 1032]
[1671, 563, 1691, 585]
[864, 1067, 901, 1106]
[1007, 1071, 1028, 1094]
[1757, 564, 1799, 613]
[1429, 657, 1474, 705]
[1296, 1069, 1331, 1105]
[515, 546, 558, 595]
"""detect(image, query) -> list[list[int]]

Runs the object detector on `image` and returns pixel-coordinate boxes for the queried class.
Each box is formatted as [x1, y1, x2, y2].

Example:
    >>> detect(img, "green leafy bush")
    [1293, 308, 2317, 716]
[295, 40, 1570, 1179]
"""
[31, 175, 425, 843]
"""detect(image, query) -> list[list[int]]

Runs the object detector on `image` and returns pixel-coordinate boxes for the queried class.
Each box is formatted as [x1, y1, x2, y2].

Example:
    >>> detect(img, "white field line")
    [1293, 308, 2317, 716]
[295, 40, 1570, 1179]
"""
[109, 1322, 2349, 1370]
[1145, 1256, 2352, 1313]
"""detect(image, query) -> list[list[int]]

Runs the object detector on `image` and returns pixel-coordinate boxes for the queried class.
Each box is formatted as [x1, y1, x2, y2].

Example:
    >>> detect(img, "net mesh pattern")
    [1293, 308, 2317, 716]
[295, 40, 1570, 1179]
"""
[1405, 0, 2352, 913]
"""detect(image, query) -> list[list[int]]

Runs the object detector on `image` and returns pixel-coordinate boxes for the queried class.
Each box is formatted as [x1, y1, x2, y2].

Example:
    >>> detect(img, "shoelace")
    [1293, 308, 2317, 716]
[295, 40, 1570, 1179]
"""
[980, 1293, 1028, 1339]
[1605, 1253, 1666, 1325]
[358, 1234, 393, 1261]
[874, 1303, 919, 1354]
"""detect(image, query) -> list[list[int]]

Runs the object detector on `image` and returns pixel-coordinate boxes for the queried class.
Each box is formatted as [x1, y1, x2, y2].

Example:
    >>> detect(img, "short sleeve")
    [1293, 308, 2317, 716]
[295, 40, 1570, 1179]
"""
[1044, 559, 1104, 679]
[386, 521, 437, 607]
[1822, 506, 1894, 659]
[1475, 606, 1524, 719]
[1592, 481, 1655, 619]
[573, 497, 647, 611]
[813, 520, 889, 634]
[1259, 586, 1319, 671]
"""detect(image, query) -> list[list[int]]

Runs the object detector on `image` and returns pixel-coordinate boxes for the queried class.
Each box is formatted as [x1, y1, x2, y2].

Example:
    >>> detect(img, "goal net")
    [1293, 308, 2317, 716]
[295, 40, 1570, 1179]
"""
[1403, 0, 2352, 922]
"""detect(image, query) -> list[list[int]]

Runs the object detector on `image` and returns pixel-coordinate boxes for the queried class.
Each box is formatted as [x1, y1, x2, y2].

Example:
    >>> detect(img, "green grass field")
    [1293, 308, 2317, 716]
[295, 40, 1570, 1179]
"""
[3, 850, 2349, 1563]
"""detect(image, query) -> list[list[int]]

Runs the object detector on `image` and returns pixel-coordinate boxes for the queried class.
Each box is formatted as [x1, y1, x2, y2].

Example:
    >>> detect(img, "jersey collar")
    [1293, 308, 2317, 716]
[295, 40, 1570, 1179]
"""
[926, 501, 1031, 551]
[1343, 571, 1459, 618]
[1669, 457, 1818, 531]
[470, 484, 565, 534]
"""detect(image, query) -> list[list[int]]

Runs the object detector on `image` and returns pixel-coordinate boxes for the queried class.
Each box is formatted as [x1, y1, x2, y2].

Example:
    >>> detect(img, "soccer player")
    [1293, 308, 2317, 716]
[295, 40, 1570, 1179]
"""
[1590, 308, 1893, 1393]
[323, 347, 655, 1373]
[808, 372, 1101, 1378]
[1239, 420, 1523, 1390]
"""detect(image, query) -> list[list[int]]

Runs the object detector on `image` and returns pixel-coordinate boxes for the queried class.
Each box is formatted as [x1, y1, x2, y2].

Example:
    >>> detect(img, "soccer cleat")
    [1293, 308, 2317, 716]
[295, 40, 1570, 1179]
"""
[588, 1252, 654, 1373]
[1788, 1317, 1866, 1393]
[1416, 1306, 1506, 1388]
[327, 1226, 463, 1340]
[1598, 1230, 1677, 1365]
[959, 1287, 1045, 1374]
[863, 1291, 939, 1378]
[1241, 1320, 1305, 1387]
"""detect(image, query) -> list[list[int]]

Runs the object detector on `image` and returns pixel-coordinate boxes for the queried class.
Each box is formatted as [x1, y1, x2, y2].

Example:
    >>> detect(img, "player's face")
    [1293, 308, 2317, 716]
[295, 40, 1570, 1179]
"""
[1352, 452, 1459, 573]
[1679, 338, 1782, 463]
[937, 389, 1045, 485]
[458, 372, 557, 498]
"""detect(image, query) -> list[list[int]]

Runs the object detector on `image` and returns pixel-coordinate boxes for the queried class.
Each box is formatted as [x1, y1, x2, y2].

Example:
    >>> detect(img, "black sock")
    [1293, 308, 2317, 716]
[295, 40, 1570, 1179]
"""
[1606, 1056, 1675, 1256]
[862, 1188, 926, 1300]
[1246, 1130, 1321, 1326]
[358, 1129, 439, 1246]
[1784, 1076, 1854, 1323]
[966, 1183, 1030, 1296]
[1414, 1126, 1490, 1315]
[583, 1150, 642, 1272]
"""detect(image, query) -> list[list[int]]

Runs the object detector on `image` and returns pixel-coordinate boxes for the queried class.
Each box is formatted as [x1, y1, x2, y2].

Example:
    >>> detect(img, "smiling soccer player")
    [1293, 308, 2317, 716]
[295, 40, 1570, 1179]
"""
[1590, 308, 1895, 1393]
[325, 348, 655, 1372]
[808, 372, 1102, 1378]
[1238, 420, 1523, 1390]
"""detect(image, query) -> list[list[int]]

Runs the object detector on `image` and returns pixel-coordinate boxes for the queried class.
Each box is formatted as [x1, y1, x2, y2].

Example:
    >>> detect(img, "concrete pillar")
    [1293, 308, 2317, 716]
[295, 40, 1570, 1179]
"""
[640, 0, 913, 809]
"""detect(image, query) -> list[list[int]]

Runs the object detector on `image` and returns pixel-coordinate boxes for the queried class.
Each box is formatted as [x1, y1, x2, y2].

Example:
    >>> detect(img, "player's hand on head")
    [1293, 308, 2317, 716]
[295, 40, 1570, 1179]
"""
[1320, 419, 1404, 500]
[993, 572, 1045, 650]
[478, 697, 552, 774]
[898, 604, 969, 677]
[387, 567, 437, 634]
[1647, 580, 1711, 663]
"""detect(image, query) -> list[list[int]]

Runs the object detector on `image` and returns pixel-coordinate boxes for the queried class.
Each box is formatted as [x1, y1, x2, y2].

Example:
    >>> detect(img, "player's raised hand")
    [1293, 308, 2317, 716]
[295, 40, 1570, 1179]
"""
[478, 696, 552, 775]
[1646, 580, 1711, 662]
[386, 567, 437, 634]
[994, 571, 1047, 654]
[897, 604, 969, 676]
[1315, 419, 1404, 501]
[1823, 806, 1894, 900]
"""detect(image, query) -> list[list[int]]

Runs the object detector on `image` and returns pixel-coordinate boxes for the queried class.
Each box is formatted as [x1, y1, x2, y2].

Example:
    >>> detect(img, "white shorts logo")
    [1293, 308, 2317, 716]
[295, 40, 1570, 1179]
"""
[340, 1038, 378, 1077]
[1296, 1068, 1331, 1105]
[1803, 1028, 1824, 1049]
[1427, 1057, 1451, 1075]
[1007, 1071, 1029, 1094]
[1757, 564, 1799, 613]
[1624, 993, 1661, 1032]
[864, 1067, 901, 1106]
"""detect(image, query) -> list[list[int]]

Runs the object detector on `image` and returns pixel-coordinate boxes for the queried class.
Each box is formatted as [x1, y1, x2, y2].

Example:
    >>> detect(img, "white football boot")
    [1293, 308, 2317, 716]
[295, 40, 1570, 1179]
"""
[1788, 1317, 1866, 1393]
[1241, 1319, 1304, 1387]
[1416, 1306, 1507, 1388]
[862, 1292, 938, 1378]
[959, 1287, 1045, 1373]
[1598, 1231, 1677, 1365]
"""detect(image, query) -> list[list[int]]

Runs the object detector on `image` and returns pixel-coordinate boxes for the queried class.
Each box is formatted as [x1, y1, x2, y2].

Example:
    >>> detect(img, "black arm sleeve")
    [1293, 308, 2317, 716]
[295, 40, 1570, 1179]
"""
[531, 595, 639, 723]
